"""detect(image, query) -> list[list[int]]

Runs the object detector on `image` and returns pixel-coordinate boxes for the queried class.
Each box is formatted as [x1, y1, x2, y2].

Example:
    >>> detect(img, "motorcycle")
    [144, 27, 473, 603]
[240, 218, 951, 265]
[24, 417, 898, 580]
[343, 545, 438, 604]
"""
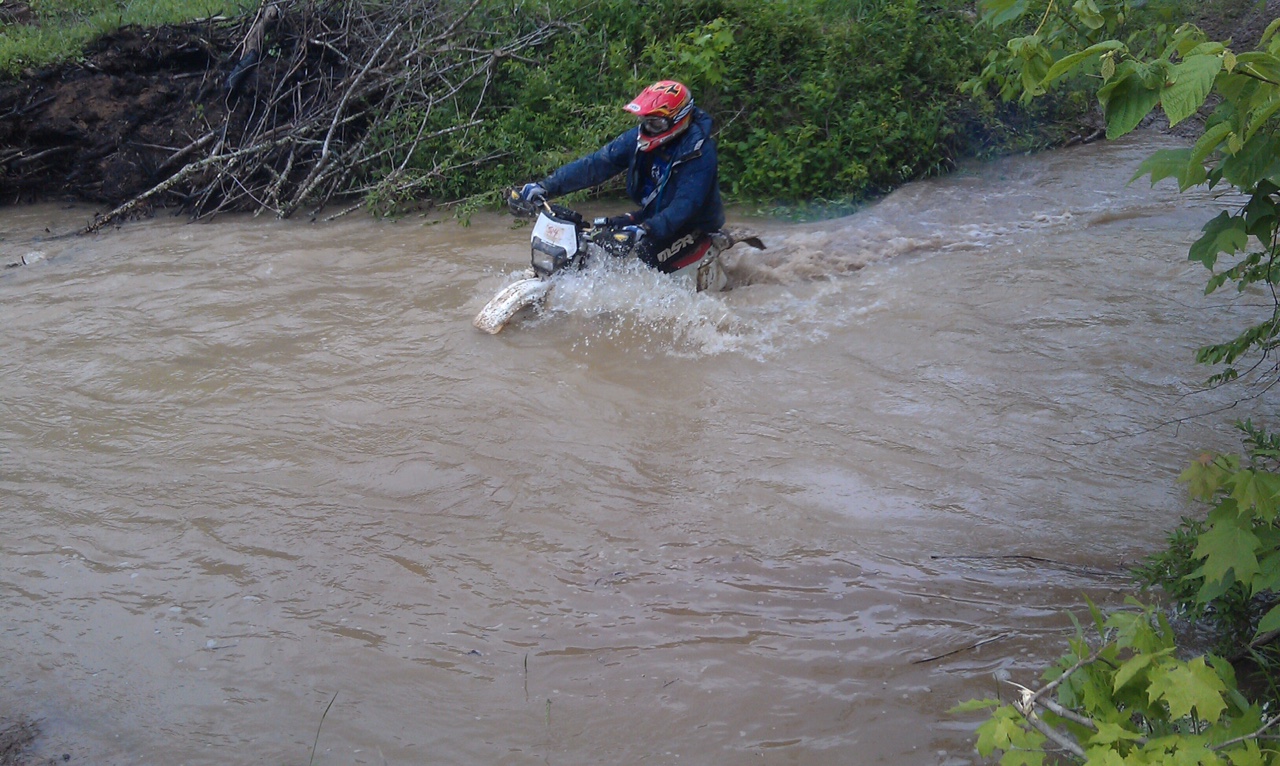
[473, 189, 765, 334]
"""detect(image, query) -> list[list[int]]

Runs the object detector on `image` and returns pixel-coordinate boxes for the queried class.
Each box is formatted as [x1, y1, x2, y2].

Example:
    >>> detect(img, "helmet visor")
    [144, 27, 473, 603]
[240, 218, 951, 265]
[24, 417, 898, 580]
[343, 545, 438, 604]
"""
[641, 116, 672, 135]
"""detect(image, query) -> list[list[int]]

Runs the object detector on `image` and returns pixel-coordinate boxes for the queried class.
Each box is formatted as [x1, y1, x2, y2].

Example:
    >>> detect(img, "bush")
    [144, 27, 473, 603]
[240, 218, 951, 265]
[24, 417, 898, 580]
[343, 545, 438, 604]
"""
[364, 0, 1053, 210]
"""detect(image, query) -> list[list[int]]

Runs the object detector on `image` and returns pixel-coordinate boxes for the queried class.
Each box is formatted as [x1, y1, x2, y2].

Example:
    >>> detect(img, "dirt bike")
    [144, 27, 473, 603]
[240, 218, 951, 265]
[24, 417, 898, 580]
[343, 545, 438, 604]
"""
[473, 189, 765, 334]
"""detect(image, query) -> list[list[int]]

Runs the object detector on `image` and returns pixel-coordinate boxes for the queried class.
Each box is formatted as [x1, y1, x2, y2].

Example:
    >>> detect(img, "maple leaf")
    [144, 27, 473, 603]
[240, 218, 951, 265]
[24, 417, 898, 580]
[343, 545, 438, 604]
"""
[1192, 520, 1261, 586]
[1147, 658, 1228, 723]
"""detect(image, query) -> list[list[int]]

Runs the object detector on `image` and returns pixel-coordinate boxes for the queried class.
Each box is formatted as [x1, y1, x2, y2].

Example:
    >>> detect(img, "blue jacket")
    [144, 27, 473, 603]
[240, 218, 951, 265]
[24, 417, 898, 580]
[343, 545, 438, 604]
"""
[539, 108, 725, 245]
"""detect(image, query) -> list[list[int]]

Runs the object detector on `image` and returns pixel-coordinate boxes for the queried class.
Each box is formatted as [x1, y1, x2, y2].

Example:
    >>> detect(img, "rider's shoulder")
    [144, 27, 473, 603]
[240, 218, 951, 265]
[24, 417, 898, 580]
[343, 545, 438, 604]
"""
[674, 111, 716, 159]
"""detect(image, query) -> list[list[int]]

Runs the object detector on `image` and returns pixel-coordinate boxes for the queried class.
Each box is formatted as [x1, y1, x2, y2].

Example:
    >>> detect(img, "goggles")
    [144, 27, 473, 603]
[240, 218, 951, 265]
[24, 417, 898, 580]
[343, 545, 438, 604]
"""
[640, 116, 672, 135]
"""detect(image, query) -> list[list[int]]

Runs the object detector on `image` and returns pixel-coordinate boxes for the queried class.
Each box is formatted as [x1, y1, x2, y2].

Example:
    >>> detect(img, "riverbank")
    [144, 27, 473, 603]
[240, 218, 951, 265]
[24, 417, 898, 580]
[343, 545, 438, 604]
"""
[0, 21, 239, 206]
[0, 0, 1055, 224]
[4, 0, 1274, 227]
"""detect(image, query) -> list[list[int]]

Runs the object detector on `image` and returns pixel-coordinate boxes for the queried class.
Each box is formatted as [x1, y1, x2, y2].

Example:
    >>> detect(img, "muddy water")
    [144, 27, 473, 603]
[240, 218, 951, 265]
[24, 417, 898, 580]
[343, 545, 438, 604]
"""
[0, 132, 1265, 765]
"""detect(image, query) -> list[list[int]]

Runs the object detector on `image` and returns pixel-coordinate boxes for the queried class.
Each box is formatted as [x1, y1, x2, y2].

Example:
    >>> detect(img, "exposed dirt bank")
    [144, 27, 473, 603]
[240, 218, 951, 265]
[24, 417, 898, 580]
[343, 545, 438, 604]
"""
[1193, 0, 1280, 47]
[0, 21, 240, 206]
[3, 3, 556, 226]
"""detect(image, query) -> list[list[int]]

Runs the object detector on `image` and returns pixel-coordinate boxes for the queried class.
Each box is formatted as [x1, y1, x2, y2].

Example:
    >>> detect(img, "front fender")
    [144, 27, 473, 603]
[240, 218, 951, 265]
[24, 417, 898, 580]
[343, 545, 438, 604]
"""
[473, 277, 554, 334]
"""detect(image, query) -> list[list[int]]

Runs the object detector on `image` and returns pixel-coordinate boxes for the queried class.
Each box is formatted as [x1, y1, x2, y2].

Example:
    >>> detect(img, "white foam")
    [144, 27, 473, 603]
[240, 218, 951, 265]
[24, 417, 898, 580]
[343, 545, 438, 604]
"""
[526, 257, 858, 360]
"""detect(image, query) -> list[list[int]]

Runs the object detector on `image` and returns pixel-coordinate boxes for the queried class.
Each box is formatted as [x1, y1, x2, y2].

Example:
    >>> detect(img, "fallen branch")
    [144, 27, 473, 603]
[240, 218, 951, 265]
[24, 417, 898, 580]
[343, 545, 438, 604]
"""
[82, 0, 566, 226]
[84, 137, 289, 232]
[4, 145, 74, 169]
[1013, 686, 1089, 760]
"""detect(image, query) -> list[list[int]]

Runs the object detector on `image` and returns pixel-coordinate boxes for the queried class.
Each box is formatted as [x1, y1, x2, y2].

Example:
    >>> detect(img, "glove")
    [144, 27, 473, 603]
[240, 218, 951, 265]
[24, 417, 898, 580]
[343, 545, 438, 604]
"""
[604, 223, 648, 257]
[518, 182, 547, 204]
[594, 212, 640, 228]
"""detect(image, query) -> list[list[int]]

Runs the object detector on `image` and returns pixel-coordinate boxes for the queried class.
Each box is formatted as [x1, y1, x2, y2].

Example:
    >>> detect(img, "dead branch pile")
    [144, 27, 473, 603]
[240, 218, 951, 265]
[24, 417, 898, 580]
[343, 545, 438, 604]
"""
[85, 0, 563, 232]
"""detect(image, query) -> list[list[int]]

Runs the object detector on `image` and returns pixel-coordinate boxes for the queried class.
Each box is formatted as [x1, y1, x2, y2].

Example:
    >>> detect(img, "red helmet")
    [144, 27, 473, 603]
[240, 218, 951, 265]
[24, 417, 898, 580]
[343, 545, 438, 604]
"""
[624, 80, 694, 152]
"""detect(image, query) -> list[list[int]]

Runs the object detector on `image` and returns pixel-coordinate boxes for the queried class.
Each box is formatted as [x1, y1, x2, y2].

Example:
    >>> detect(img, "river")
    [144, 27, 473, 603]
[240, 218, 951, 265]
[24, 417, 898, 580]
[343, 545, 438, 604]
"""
[0, 132, 1264, 765]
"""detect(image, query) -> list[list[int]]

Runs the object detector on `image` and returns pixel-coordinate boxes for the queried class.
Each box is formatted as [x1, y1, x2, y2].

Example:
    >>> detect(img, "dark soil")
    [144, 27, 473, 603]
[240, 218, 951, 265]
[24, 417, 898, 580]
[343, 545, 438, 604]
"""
[1193, 0, 1280, 46]
[0, 19, 249, 207]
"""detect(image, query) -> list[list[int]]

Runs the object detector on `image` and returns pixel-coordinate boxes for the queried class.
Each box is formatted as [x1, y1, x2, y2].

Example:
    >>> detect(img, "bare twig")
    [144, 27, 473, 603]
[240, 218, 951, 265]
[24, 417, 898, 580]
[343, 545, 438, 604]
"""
[1211, 714, 1280, 751]
[1014, 691, 1089, 760]
[4, 145, 74, 168]
[86, 1, 566, 225]
[284, 21, 401, 217]
[308, 691, 338, 766]
[912, 633, 1012, 664]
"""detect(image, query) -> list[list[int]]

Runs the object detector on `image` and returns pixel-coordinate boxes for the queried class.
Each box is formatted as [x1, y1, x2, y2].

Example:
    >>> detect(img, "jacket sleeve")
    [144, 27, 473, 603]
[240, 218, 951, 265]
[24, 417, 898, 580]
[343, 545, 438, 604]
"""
[540, 130, 635, 197]
[639, 139, 717, 243]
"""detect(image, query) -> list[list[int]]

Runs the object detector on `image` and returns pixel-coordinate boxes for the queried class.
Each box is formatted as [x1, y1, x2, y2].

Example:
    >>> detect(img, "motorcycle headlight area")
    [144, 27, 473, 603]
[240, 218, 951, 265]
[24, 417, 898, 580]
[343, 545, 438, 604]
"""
[531, 237, 570, 276]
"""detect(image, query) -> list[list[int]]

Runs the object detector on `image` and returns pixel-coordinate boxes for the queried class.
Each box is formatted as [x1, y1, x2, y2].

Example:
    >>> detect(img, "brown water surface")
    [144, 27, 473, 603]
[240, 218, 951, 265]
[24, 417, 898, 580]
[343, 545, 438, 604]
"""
[0, 133, 1264, 765]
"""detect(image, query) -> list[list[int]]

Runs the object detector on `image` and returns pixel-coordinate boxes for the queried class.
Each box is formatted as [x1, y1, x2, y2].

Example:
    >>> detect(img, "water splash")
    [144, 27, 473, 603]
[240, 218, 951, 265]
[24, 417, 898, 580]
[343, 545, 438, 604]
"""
[518, 256, 870, 360]
[475, 133, 1220, 357]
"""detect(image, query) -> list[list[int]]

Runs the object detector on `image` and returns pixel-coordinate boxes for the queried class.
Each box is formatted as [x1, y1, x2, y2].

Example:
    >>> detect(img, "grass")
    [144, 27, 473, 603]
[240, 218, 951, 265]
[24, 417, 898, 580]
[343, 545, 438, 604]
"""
[0, 0, 257, 76]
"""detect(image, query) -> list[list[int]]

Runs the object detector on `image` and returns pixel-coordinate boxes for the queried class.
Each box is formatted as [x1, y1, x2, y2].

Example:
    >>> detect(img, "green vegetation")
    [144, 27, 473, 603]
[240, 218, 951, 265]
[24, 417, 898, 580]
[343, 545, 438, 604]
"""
[957, 601, 1276, 766]
[361, 0, 1063, 212]
[957, 0, 1280, 762]
[1134, 422, 1280, 652]
[0, 0, 256, 76]
[0, 0, 1096, 212]
[961, 427, 1280, 765]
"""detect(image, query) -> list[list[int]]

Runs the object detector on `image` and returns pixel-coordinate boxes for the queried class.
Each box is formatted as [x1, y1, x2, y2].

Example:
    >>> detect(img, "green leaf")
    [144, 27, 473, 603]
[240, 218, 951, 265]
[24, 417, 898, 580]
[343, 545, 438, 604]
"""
[952, 698, 1002, 713]
[1089, 721, 1144, 745]
[1111, 650, 1172, 691]
[1221, 135, 1280, 189]
[1162, 54, 1224, 127]
[1225, 742, 1267, 766]
[979, 0, 1030, 27]
[1235, 52, 1280, 86]
[1000, 747, 1047, 766]
[1166, 25, 1209, 59]
[1263, 17, 1280, 45]
[1246, 93, 1280, 142]
[1187, 42, 1227, 58]
[1195, 568, 1236, 603]
[1101, 54, 1117, 82]
[1082, 746, 1127, 766]
[1071, 0, 1105, 30]
[1133, 148, 1208, 191]
[1255, 550, 1280, 591]
[1257, 604, 1280, 635]
[1180, 455, 1228, 499]
[976, 707, 1026, 755]
[1147, 657, 1229, 722]
[1098, 70, 1162, 139]
[1042, 41, 1125, 85]
[1191, 122, 1234, 167]
[1229, 469, 1280, 516]
[1192, 518, 1261, 585]
[1106, 606, 1171, 654]
[1242, 191, 1278, 240]
[1189, 212, 1248, 269]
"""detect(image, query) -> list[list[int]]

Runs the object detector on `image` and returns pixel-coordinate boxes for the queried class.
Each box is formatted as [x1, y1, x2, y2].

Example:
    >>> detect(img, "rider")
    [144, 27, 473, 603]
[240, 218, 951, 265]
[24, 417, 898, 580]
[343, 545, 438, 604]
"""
[515, 80, 725, 273]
